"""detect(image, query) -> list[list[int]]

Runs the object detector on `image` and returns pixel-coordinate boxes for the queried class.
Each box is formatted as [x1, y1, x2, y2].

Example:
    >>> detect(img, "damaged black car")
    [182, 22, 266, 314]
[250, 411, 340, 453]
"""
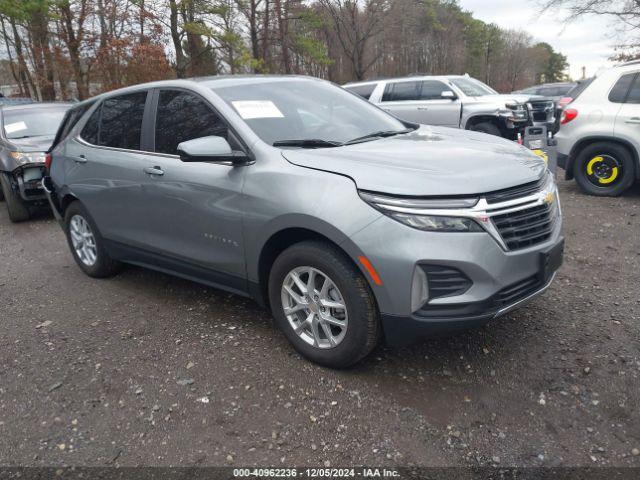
[0, 103, 71, 222]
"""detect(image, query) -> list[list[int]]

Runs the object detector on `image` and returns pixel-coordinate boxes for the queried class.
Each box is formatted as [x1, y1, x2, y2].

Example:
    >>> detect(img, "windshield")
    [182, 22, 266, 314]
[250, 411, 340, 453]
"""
[450, 78, 497, 96]
[212, 79, 408, 146]
[3, 107, 68, 139]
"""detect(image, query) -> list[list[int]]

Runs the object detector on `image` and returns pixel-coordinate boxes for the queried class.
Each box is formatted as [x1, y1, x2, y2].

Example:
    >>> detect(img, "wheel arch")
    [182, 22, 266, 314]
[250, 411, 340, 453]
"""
[567, 136, 639, 180]
[252, 221, 375, 311]
[464, 115, 502, 131]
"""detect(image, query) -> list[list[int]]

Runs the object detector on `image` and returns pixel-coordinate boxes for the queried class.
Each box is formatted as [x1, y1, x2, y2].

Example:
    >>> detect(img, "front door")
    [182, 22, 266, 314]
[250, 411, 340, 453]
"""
[378, 80, 461, 126]
[137, 89, 247, 282]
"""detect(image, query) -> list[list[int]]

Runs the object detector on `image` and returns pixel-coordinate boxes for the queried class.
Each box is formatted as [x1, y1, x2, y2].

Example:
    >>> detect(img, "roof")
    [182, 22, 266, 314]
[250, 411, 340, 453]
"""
[344, 75, 470, 86]
[1, 102, 73, 111]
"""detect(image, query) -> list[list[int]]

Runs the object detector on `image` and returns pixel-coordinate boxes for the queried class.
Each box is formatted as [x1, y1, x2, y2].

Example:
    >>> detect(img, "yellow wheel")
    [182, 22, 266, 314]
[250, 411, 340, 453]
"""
[585, 155, 620, 186]
[574, 142, 635, 196]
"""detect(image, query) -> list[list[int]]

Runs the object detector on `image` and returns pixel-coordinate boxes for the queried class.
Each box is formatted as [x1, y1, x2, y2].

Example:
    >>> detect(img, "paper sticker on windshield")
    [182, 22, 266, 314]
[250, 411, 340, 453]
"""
[4, 121, 27, 134]
[232, 101, 284, 119]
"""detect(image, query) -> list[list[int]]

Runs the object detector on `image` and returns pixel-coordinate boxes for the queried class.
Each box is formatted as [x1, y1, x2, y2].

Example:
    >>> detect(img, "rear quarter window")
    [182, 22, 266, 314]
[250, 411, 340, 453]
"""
[80, 105, 101, 144]
[608, 73, 636, 103]
[345, 84, 377, 100]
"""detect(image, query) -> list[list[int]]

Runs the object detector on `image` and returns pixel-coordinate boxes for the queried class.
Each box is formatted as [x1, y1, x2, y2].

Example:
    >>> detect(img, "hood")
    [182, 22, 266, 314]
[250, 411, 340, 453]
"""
[466, 93, 547, 105]
[281, 126, 546, 196]
[10, 135, 55, 153]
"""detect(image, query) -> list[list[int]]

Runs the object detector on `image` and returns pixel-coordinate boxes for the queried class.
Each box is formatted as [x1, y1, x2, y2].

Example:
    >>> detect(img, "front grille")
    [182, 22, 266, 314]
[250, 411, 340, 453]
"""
[422, 265, 472, 300]
[492, 203, 554, 250]
[495, 275, 541, 307]
[528, 100, 555, 123]
[485, 177, 545, 204]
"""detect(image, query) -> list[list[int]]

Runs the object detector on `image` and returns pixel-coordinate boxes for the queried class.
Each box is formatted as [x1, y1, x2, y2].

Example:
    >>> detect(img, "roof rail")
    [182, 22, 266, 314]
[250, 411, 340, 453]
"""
[619, 59, 640, 66]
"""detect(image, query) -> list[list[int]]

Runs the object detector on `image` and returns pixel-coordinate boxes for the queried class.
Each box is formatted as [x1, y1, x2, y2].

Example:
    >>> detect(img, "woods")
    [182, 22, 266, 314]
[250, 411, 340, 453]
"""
[0, 0, 569, 101]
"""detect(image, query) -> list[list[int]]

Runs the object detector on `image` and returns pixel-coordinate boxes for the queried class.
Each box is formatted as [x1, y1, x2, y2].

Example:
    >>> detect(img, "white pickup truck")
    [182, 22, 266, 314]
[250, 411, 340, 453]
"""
[344, 74, 556, 140]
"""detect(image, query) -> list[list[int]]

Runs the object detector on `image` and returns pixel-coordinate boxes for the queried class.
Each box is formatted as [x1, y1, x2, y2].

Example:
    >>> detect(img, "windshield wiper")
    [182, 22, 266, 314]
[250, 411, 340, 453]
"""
[273, 139, 342, 148]
[343, 128, 414, 145]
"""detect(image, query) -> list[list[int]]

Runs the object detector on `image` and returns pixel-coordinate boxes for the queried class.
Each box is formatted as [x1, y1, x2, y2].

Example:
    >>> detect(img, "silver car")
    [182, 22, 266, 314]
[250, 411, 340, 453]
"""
[344, 75, 556, 139]
[44, 76, 564, 367]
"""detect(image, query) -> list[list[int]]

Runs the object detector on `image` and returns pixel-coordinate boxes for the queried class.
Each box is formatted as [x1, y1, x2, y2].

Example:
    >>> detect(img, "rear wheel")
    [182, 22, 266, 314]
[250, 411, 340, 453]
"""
[63, 201, 122, 278]
[574, 142, 635, 196]
[268, 241, 380, 368]
[469, 121, 502, 137]
[0, 173, 30, 223]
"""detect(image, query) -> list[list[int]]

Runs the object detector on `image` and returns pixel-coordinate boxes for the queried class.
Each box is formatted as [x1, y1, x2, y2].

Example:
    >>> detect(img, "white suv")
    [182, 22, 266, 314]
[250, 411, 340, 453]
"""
[556, 63, 640, 196]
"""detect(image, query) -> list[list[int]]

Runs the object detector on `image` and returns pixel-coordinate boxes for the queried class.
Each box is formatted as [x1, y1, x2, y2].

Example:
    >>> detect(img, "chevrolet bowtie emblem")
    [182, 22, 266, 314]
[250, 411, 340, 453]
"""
[543, 191, 555, 204]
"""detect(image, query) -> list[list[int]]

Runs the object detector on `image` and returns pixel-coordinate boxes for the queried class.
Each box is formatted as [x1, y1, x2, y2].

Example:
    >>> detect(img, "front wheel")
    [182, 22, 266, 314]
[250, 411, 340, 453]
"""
[0, 173, 30, 222]
[469, 121, 502, 137]
[268, 241, 380, 368]
[63, 201, 122, 278]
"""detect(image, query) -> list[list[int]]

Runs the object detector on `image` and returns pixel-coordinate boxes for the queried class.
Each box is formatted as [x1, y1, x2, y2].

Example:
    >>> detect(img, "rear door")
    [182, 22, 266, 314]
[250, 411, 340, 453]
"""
[135, 88, 247, 282]
[378, 80, 460, 126]
[64, 90, 151, 243]
[614, 72, 640, 158]
[377, 80, 425, 123]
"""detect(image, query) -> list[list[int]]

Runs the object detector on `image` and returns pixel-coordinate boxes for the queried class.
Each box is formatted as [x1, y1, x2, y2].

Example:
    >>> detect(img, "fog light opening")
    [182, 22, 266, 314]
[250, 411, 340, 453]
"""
[411, 266, 429, 312]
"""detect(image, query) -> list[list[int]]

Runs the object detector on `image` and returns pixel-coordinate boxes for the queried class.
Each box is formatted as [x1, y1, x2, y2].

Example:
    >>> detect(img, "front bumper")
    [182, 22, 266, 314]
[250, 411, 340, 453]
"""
[381, 269, 558, 346]
[8, 165, 48, 203]
[349, 212, 563, 346]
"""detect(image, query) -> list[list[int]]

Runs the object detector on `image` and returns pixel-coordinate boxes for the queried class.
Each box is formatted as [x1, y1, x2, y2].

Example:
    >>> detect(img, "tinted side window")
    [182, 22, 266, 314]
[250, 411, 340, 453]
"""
[625, 75, 640, 104]
[59, 103, 93, 141]
[80, 105, 101, 144]
[98, 91, 147, 149]
[382, 81, 421, 102]
[346, 84, 376, 100]
[419, 80, 448, 100]
[609, 74, 636, 103]
[155, 90, 228, 155]
[567, 77, 594, 100]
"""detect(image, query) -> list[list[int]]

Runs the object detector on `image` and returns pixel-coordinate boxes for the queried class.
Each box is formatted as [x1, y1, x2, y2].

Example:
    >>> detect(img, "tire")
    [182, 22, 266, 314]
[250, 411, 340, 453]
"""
[268, 240, 380, 368]
[0, 173, 30, 223]
[573, 142, 635, 196]
[63, 201, 122, 278]
[469, 121, 502, 137]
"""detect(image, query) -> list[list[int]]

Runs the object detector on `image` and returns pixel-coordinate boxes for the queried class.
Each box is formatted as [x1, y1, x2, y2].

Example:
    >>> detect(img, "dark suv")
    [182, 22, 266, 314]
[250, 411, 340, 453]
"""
[0, 103, 71, 221]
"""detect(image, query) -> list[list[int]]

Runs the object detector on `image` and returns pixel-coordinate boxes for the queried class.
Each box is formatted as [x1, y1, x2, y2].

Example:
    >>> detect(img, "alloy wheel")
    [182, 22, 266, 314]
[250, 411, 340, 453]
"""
[281, 266, 348, 349]
[69, 214, 98, 267]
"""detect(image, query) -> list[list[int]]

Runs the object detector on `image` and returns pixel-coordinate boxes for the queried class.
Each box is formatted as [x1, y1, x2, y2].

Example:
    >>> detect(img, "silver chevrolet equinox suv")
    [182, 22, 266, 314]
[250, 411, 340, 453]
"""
[43, 76, 564, 368]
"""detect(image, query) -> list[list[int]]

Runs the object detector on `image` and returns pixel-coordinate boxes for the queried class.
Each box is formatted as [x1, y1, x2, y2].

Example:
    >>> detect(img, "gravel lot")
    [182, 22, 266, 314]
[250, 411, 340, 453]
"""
[1, 176, 639, 468]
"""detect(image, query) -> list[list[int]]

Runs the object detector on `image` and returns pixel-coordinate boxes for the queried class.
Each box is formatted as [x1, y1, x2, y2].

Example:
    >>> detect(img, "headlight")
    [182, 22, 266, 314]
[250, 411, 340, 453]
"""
[500, 103, 528, 121]
[389, 213, 483, 232]
[359, 192, 483, 232]
[9, 151, 46, 165]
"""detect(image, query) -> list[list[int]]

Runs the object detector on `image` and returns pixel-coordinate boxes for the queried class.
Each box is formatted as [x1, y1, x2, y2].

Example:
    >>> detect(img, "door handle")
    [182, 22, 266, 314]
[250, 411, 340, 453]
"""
[417, 107, 429, 111]
[143, 166, 164, 176]
[73, 154, 87, 164]
[625, 117, 640, 124]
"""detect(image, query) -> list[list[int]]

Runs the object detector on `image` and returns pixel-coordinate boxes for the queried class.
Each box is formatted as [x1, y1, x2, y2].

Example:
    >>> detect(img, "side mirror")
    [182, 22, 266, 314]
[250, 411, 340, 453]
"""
[441, 90, 457, 100]
[177, 136, 248, 164]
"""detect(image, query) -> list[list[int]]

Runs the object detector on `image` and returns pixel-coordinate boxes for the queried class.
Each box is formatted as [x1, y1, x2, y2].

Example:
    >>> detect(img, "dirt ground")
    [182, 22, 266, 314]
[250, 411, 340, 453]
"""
[1, 176, 639, 468]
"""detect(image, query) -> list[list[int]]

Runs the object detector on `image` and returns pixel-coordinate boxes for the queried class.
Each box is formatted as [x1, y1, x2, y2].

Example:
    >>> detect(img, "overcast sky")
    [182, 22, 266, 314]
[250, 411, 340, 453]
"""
[457, 0, 617, 81]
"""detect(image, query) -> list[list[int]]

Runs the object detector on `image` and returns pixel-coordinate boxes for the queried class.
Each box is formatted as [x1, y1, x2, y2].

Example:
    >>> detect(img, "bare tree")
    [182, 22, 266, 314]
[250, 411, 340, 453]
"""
[318, 0, 385, 80]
